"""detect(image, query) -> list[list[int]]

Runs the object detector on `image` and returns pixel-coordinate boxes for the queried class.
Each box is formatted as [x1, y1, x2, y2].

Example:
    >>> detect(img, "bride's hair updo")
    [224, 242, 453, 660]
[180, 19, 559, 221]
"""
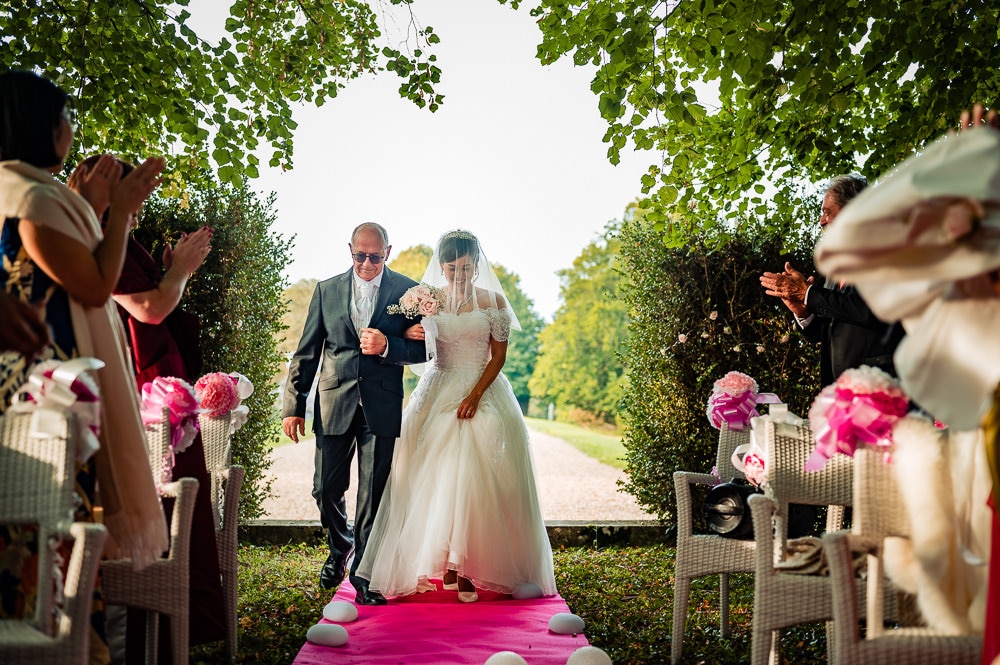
[438, 229, 480, 264]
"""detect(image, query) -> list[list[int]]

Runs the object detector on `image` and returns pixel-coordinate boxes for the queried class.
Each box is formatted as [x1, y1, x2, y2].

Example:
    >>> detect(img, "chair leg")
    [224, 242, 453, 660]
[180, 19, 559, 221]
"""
[170, 610, 188, 665]
[145, 610, 160, 665]
[225, 567, 238, 661]
[671, 575, 691, 664]
[720, 572, 730, 637]
[751, 622, 777, 665]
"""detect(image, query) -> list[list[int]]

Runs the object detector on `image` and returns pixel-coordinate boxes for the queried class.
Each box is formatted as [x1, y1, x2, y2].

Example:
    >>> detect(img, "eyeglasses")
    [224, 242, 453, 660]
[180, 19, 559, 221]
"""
[351, 251, 384, 265]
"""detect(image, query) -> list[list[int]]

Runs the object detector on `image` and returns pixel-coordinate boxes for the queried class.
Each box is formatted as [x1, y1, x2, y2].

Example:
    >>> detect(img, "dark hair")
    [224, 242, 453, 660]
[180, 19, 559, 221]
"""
[438, 231, 480, 263]
[0, 70, 68, 167]
[826, 174, 868, 208]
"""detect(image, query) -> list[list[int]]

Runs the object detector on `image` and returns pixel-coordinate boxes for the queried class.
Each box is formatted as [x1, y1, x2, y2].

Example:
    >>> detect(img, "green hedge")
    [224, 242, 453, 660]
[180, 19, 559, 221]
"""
[137, 179, 291, 519]
[617, 216, 821, 522]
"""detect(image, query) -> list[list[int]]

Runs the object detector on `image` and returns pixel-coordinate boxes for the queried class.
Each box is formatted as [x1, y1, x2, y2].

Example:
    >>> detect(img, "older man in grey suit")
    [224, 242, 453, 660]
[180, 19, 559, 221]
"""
[282, 222, 426, 605]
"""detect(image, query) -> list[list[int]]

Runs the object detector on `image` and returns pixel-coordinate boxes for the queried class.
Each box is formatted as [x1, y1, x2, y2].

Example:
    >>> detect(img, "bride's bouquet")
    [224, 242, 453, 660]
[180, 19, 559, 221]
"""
[388, 283, 447, 318]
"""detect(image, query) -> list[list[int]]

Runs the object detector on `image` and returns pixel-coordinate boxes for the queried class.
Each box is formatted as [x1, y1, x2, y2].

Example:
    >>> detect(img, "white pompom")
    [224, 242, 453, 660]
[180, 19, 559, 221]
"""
[511, 582, 543, 599]
[322, 600, 359, 623]
[484, 651, 528, 665]
[305, 623, 348, 647]
[566, 645, 613, 665]
[548, 612, 586, 635]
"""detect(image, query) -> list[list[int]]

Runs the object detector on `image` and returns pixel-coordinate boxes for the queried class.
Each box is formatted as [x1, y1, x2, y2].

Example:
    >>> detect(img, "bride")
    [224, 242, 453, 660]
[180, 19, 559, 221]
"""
[356, 229, 557, 602]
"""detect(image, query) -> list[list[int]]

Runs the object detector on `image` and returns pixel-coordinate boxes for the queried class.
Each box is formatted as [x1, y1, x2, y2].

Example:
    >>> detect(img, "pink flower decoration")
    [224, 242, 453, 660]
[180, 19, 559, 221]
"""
[195, 372, 241, 417]
[713, 371, 758, 396]
[806, 365, 910, 471]
[706, 371, 780, 430]
[743, 451, 767, 488]
[141, 376, 201, 456]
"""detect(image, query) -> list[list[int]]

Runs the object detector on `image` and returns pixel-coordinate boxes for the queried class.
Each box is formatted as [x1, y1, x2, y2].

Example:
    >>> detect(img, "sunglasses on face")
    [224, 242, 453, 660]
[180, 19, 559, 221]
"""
[351, 251, 384, 265]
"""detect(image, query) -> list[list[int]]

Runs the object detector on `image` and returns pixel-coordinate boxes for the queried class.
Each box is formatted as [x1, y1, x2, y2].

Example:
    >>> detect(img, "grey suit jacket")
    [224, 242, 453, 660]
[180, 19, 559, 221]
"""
[281, 267, 426, 438]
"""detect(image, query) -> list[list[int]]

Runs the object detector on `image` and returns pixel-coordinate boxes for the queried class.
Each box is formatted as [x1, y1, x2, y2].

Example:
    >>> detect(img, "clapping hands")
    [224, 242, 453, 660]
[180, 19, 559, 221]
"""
[760, 262, 814, 317]
[163, 226, 213, 277]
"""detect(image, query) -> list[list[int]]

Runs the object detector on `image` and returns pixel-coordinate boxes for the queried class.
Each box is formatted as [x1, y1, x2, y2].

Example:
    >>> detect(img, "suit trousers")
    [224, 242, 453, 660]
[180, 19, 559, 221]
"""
[312, 404, 396, 587]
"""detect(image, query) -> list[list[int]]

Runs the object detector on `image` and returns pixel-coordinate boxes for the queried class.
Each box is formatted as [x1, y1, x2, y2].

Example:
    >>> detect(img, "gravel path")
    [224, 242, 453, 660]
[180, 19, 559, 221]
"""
[261, 428, 655, 522]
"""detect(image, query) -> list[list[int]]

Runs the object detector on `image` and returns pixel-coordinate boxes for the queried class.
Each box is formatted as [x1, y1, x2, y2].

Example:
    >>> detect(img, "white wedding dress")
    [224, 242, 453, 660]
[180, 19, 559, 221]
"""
[356, 308, 557, 597]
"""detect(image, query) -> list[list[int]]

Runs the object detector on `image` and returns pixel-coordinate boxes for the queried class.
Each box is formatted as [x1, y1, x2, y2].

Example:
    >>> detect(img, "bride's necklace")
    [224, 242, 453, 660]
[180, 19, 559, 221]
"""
[453, 292, 474, 312]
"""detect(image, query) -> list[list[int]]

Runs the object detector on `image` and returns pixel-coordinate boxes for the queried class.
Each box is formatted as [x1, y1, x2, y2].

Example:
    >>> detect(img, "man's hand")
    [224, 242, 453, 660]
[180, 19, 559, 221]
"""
[282, 416, 306, 443]
[360, 328, 387, 356]
[760, 262, 813, 317]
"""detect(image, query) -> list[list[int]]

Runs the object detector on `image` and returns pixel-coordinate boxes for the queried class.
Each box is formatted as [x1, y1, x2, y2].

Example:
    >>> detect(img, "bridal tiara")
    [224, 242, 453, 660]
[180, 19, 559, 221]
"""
[442, 229, 477, 241]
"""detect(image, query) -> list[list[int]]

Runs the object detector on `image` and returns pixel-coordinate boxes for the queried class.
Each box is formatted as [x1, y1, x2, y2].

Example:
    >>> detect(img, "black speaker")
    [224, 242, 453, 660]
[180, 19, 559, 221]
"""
[703, 478, 760, 539]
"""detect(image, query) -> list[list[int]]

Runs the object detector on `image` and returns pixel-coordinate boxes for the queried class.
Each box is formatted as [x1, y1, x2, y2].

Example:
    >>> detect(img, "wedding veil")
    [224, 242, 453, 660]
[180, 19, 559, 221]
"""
[419, 229, 522, 331]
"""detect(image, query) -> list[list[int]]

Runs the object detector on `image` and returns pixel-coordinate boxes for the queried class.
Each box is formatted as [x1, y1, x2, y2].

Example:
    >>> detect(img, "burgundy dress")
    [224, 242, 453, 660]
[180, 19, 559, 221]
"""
[114, 238, 225, 649]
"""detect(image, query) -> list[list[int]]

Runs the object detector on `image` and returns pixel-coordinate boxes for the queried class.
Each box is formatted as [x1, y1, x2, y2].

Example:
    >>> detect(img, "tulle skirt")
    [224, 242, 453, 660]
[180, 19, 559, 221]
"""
[357, 365, 557, 597]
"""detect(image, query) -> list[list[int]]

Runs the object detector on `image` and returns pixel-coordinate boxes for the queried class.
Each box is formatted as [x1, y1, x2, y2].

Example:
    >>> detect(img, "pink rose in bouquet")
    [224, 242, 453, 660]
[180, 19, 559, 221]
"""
[418, 296, 440, 317]
[388, 283, 447, 318]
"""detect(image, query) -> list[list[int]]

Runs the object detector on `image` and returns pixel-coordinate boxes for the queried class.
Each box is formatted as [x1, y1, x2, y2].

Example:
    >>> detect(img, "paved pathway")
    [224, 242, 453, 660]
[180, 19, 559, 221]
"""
[261, 428, 656, 522]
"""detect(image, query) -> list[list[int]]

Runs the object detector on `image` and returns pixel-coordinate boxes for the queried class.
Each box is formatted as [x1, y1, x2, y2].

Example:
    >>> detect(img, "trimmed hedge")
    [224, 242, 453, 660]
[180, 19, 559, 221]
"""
[136, 180, 291, 519]
[618, 215, 821, 522]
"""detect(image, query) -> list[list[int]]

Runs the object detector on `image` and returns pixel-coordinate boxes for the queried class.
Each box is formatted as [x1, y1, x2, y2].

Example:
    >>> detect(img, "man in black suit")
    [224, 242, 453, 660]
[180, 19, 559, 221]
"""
[282, 222, 426, 605]
[761, 175, 905, 386]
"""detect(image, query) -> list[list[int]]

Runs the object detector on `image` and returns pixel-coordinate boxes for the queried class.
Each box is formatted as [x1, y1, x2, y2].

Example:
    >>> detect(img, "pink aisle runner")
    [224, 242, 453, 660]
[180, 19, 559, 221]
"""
[293, 580, 590, 665]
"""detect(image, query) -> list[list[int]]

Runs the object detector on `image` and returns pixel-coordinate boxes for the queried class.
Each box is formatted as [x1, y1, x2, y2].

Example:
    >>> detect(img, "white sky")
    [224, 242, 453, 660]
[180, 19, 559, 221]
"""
[186, 1, 650, 320]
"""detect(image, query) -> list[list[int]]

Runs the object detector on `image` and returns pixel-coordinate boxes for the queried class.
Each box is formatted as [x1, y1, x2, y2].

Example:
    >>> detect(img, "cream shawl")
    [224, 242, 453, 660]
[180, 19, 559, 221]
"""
[0, 160, 168, 567]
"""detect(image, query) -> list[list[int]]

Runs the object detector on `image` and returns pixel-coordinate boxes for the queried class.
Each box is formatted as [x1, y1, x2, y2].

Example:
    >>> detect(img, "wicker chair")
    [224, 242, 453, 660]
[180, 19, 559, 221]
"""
[671, 423, 755, 664]
[0, 410, 108, 665]
[101, 411, 199, 665]
[821, 446, 981, 664]
[197, 411, 242, 661]
[197, 412, 233, 527]
[0, 522, 108, 665]
[215, 464, 244, 662]
[748, 419, 855, 665]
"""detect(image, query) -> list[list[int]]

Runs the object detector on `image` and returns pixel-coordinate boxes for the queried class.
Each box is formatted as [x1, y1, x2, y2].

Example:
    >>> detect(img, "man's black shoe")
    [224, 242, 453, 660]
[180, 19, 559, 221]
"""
[319, 546, 353, 590]
[354, 581, 387, 606]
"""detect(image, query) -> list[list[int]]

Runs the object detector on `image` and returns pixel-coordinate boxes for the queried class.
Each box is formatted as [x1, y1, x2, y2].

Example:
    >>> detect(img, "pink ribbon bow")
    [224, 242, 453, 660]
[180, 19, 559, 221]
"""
[708, 390, 781, 431]
[10, 358, 105, 462]
[806, 387, 908, 471]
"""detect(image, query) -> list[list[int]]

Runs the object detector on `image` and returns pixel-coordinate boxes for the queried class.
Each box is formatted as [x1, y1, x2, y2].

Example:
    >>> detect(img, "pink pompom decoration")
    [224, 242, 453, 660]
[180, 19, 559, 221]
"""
[706, 371, 781, 430]
[195, 372, 241, 417]
[806, 365, 910, 471]
[712, 371, 759, 396]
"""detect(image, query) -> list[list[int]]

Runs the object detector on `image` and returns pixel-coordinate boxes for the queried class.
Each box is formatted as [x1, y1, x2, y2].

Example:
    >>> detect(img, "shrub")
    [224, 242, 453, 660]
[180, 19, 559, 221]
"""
[618, 213, 821, 521]
[137, 179, 292, 519]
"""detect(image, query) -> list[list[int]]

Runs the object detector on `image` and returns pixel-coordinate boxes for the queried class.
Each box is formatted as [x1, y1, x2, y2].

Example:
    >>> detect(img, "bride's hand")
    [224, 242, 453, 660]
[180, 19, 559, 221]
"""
[404, 323, 425, 340]
[457, 395, 481, 419]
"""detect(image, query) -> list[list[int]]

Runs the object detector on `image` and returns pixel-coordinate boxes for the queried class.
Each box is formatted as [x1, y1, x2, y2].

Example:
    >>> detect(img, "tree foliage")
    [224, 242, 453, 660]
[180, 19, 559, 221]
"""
[529, 221, 627, 425]
[617, 206, 821, 521]
[517, 0, 1000, 244]
[138, 177, 291, 520]
[494, 264, 544, 412]
[388, 244, 434, 281]
[0, 0, 442, 185]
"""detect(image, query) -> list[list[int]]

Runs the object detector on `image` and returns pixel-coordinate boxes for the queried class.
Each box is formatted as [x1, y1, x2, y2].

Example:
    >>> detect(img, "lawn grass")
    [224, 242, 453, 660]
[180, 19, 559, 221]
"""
[525, 417, 627, 470]
[188, 543, 828, 665]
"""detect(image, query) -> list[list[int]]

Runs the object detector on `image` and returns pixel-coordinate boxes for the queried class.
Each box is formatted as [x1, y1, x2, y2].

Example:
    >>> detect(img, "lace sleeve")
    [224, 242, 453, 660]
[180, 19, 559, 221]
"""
[485, 308, 512, 342]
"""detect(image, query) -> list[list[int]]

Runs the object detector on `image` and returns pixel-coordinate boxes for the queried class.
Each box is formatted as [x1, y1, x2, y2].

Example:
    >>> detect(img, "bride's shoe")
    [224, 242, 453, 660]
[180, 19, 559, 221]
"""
[442, 569, 458, 591]
[457, 576, 478, 603]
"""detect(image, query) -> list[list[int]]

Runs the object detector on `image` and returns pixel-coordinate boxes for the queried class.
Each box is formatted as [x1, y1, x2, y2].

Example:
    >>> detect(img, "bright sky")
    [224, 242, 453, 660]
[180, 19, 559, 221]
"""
[187, 1, 650, 320]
